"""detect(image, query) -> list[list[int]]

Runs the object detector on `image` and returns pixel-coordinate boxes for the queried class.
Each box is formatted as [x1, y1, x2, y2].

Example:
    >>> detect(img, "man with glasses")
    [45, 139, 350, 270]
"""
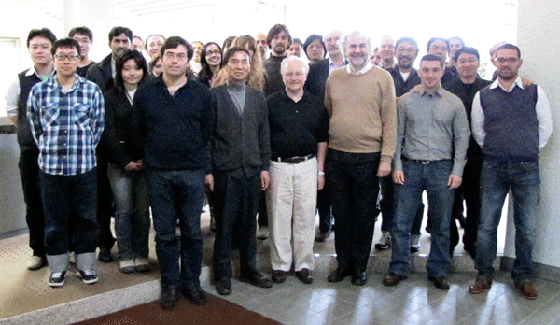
[27, 38, 104, 288]
[69, 26, 95, 78]
[469, 44, 552, 300]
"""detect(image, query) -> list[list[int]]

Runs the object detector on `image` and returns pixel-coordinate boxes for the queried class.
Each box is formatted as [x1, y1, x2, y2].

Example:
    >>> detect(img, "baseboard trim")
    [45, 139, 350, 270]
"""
[500, 256, 560, 283]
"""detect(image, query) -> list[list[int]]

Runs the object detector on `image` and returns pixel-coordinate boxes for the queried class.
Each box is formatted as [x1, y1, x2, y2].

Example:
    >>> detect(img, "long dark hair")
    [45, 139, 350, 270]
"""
[198, 42, 223, 86]
[115, 49, 148, 92]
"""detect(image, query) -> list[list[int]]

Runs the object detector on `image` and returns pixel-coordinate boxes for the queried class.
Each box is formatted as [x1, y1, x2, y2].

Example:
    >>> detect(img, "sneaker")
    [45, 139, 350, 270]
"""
[77, 270, 99, 284]
[27, 256, 47, 271]
[410, 234, 421, 253]
[49, 271, 66, 288]
[119, 260, 135, 274]
[257, 226, 269, 240]
[134, 258, 150, 273]
[375, 231, 391, 250]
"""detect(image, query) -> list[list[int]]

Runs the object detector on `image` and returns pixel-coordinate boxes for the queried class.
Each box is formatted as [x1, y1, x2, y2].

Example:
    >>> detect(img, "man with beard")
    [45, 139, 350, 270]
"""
[325, 31, 397, 286]
[469, 44, 552, 300]
[263, 24, 292, 97]
[255, 33, 269, 60]
[379, 35, 396, 69]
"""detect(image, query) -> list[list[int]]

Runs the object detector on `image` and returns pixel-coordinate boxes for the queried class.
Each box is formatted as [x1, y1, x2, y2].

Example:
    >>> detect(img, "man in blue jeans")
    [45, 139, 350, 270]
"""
[135, 36, 215, 310]
[469, 44, 552, 300]
[383, 54, 469, 289]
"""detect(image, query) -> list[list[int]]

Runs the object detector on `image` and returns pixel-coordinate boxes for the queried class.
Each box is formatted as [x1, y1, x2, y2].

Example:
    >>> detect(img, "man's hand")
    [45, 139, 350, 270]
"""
[448, 175, 462, 189]
[410, 84, 422, 93]
[521, 77, 534, 87]
[205, 174, 214, 192]
[260, 170, 270, 190]
[135, 160, 145, 170]
[377, 161, 391, 177]
[124, 162, 139, 172]
[393, 171, 405, 185]
[317, 173, 325, 190]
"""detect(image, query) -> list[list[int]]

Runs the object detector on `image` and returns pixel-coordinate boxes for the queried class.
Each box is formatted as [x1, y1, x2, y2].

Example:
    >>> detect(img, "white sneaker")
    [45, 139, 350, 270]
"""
[119, 260, 135, 274]
[27, 256, 47, 271]
[410, 234, 421, 253]
[134, 258, 150, 273]
[375, 231, 391, 250]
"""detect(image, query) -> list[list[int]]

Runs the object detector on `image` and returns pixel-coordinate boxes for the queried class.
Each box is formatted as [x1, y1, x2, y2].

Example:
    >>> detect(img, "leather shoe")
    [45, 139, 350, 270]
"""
[160, 285, 179, 310]
[240, 273, 273, 288]
[469, 275, 492, 294]
[296, 268, 314, 284]
[272, 270, 288, 283]
[352, 270, 368, 286]
[216, 278, 232, 296]
[315, 231, 330, 242]
[98, 248, 113, 263]
[183, 285, 207, 305]
[516, 279, 538, 300]
[383, 272, 406, 287]
[328, 267, 352, 283]
[428, 276, 450, 290]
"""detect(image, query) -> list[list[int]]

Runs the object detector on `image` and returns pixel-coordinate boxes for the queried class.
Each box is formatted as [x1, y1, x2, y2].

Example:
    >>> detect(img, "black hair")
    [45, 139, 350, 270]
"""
[454, 47, 480, 62]
[303, 35, 326, 59]
[198, 42, 223, 85]
[51, 37, 80, 56]
[224, 47, 251, 63]
[395, 36, 418, 50]
[114, 49, 148, 91]
[266, 24, 292, 47]
[108, 26, 133, 43]
[420, 54, 444, 68]
[496, 43, 521, 59]
[27, 28, 57, 48]
[427, 37, 449, 52]
[160, 36, 193, 60]
[69, 26, 93, 42]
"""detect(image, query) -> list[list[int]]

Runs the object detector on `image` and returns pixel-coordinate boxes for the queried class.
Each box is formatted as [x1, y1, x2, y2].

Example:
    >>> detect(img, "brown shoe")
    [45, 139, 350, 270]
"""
[272, 270, 288, 283]
[469, 275, 492, 294]
[383, 272, 406, 287]
[516, 279, 538, 300]
[296, 268, 314, 284]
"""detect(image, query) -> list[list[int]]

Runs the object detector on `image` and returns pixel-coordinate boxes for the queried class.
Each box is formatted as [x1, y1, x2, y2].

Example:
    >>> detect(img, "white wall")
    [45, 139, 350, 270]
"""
[507, 0, 560, 268]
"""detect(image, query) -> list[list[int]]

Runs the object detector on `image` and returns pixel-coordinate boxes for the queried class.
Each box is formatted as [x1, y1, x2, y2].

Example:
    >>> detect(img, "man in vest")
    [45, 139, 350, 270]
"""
[5, 28, 56, 271]
[469, 44, 553, 300]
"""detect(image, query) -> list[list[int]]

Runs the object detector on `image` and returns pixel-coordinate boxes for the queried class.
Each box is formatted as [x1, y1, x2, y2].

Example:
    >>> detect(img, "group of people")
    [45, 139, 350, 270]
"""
[5, 21, 552, 312]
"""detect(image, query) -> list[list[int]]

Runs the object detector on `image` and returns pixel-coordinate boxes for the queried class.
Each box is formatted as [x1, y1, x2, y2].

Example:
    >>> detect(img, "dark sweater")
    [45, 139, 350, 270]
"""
[17, 69, 44, 148]
[263, 55, 286, 97]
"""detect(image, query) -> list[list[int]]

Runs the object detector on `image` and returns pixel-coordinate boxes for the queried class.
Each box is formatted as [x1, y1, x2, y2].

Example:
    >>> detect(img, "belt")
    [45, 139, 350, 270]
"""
[273, 154, 315, 164]
[402, 156, 449, 165]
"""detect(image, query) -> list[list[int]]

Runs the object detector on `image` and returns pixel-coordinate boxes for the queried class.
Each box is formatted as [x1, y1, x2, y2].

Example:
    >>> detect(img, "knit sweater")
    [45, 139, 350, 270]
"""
[324, 65, 397, 163]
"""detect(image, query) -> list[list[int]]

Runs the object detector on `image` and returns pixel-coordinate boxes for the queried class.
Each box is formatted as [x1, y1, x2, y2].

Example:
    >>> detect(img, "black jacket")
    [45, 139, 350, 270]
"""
[86, 54, 114, 92]
[304, 59, 329, 103]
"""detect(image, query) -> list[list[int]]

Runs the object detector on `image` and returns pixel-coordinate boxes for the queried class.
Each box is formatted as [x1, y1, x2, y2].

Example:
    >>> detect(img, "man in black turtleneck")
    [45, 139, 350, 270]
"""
[263, 24, 292, 97]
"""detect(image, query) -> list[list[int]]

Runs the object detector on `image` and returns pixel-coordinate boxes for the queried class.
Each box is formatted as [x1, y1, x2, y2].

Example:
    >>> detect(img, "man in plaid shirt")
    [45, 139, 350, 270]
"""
[27, 37, 104, 288]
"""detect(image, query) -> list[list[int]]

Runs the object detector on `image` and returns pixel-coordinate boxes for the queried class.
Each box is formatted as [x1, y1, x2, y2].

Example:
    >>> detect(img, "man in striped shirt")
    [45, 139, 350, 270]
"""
[27, 37, 104, 288]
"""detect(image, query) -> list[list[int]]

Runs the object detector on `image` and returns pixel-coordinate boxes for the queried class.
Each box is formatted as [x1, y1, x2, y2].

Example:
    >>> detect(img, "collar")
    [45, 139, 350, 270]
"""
[282, 89, 308, 103]
[346, 61, 373, 75]
[46, 74, 85, 90]
[226, 79, 246, 92]
[490, 76, 524, 92]
[419, 84, 443, 97]
[329, 57, 348, 68]
[26, 66, 55, 78]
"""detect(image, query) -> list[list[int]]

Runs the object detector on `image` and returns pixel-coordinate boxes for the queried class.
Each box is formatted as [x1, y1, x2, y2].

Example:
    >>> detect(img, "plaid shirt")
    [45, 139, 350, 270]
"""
[27, 75, 105, 176]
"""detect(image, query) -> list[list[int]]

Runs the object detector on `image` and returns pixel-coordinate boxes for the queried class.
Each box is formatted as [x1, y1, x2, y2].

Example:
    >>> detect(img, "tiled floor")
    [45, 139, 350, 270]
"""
[2, 207, 558, 325]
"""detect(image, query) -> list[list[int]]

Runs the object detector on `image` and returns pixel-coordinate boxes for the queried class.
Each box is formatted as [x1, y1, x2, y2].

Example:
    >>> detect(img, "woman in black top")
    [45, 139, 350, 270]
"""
[197, 42, 223, 88]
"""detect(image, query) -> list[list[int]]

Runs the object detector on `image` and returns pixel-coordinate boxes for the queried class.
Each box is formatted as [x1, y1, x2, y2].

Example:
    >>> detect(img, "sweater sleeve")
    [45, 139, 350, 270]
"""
[379, 72, 398, 164]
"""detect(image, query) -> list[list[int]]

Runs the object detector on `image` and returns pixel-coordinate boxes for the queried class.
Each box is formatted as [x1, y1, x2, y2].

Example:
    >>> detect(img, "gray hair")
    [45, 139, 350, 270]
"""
[280, 56, 310, 75]
[342, 31, 372, 56]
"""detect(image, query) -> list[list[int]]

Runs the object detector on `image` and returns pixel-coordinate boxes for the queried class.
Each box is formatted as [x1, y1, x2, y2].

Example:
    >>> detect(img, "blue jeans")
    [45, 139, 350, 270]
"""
[147, 169, 205, 289]
[389, 160, 454, 277]
[107, 163, 150, 261]
[475, 161, 539, 282]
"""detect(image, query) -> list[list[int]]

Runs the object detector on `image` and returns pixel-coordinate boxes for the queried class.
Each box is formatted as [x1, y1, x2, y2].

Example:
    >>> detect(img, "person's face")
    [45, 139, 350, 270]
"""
[325, 31, 343, 57]
[227, 51, 250, 83]
[418, 60, 443, 91]
[72, 34, 92, 58]
[147, 35, 164, 58]
[29, 36, 53, 66]
[380, 37, 395, 61]
[132, 37, 144, 51]
[151, 59, 163, 77]
[428, 40, 448, 62]
[256, 34, 268, 53]
[109, 34, 131, 59]
[449, 39, 463, 62]
[121, 59, 144, 86]
[456, 53, 479, 79]
[370, 49, 382, 65]
[53, 47, 79, 78]
[282, 60, 307, 93]
[205, 44, 222, 67]
[494, 48, 523, 80]
[162, 45, 190, 78]
[287, 42, 302, 57]
[345, 34, 370, 69]
[306, 39, 325, 62]
[192, 42, 203, 62]
[395, 42, 418, 69]
[271, 31, 289, 55]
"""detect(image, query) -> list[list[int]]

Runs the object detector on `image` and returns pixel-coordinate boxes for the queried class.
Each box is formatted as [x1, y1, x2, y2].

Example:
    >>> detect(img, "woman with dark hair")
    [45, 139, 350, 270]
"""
[100, 49, 150, 274]
[197, 42, 223, 88]
[148, 53, 162, 77]
[222, 35, 236, 57]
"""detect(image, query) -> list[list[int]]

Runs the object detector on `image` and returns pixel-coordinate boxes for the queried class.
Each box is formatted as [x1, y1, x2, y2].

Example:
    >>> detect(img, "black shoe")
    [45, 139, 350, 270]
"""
[240, 273, 273, 288]
[428, 276, 450, 290]
[216, 278, 232, 296]
[160, 285, 179, 310]
[98, 248, 113, 263]
[352, 270, 368, 286]
[383, 272, 406, 287]
[184, 286, 207, 305]
[328, 267, 352, 283]
[296, 268, 314, 284]
[272, 270, 288, 284]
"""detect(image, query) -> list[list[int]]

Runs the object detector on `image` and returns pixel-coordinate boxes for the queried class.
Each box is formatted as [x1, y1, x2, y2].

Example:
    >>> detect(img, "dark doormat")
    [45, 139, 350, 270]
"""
[72, 293, 282, 325]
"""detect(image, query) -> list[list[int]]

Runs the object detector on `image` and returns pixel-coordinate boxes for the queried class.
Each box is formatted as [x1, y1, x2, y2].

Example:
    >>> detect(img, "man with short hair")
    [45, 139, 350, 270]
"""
[427, 37, 456, 84]
[69, 26, 95, 77]
[27, 37, 105, 288]
[371, 48, 382, 66]
[132, 35, 144, 52]
[304, 29, 347, 242]
[190, 41, 204, 74]
[255, 33, 268, 60]
[287, 38, 302, 57]
[5, 28, 56, 271]
[325, 31, 397, 286]
[302, 35, 326, 65]
[267, 56, 329, 285]
[383, 54, 469, 289]
[146, 34, 165, 59]
[442, 47, 492, 258]
[379, 35, 396, 69]
[469, 44, 552, 300]
[263, 24, 292, 97]
[207, 47, 273, 296]
[135, 36, 215, 309]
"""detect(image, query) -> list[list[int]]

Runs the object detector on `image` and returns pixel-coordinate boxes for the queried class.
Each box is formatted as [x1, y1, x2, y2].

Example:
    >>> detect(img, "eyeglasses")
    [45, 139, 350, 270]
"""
[284, 72, 304, 77]
[206, 50, 221, 56]
[164, 52, 188, 60]
[54, 54, 80, 62]
[495, 57, 519, 64]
